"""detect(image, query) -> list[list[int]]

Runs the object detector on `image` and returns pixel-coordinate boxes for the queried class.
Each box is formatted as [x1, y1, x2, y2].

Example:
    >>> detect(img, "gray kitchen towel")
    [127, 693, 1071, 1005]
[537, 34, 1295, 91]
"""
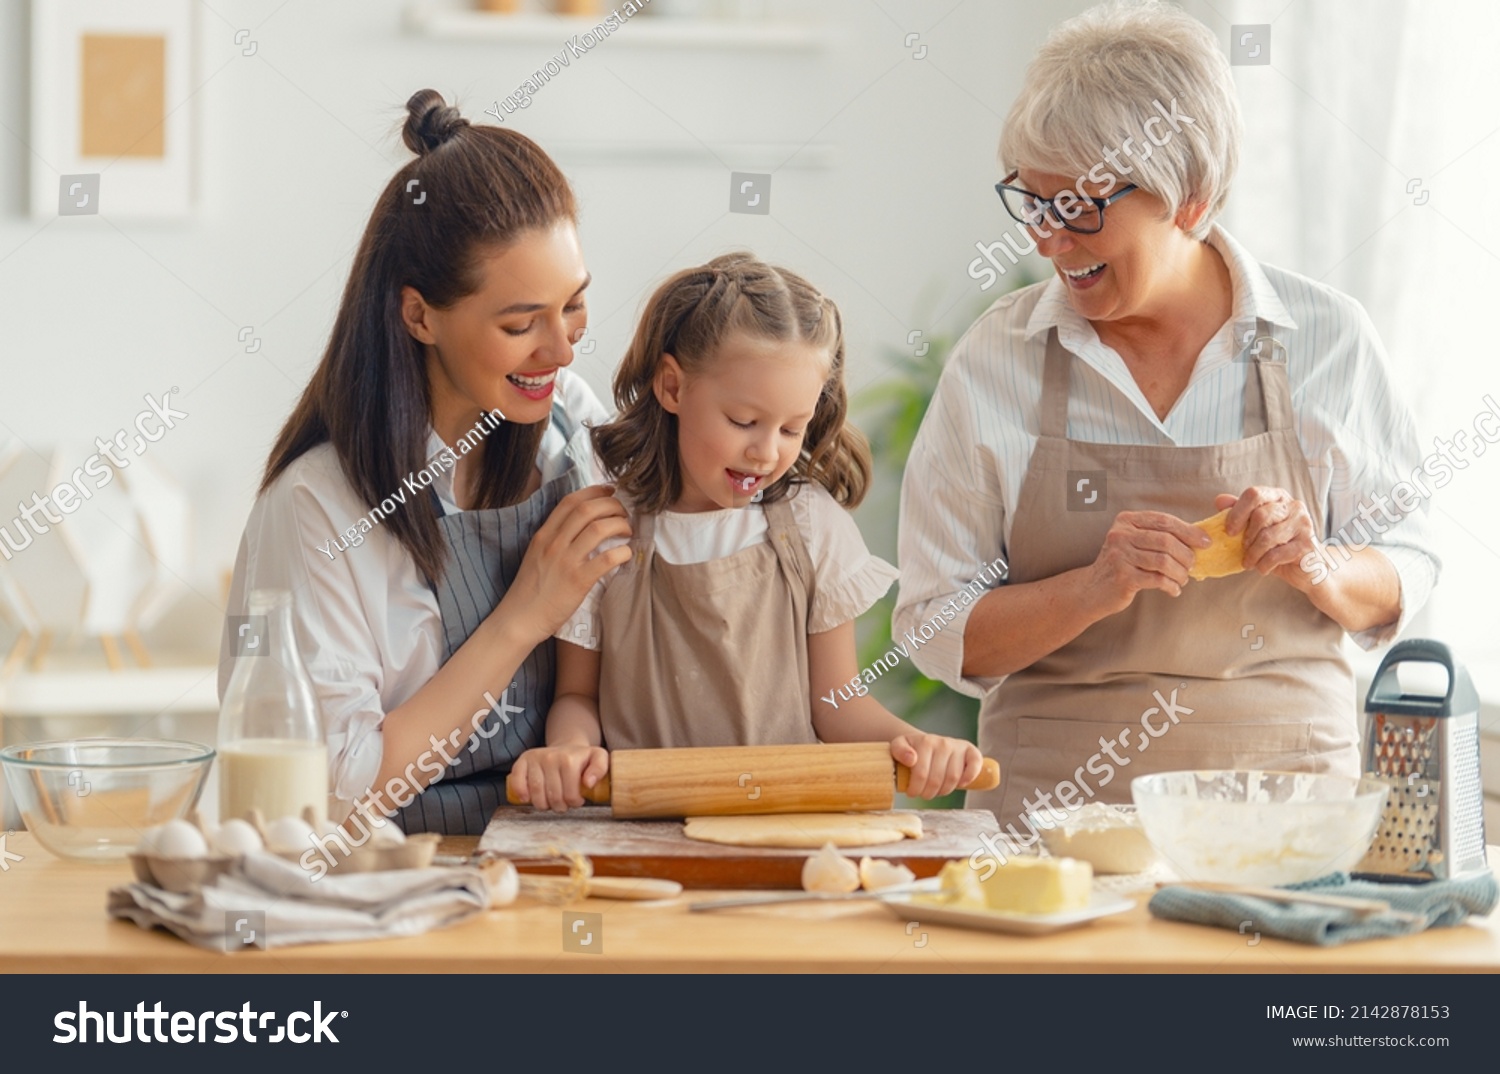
[1149, 870, 1499, 946]
[108, 851, 493, 952]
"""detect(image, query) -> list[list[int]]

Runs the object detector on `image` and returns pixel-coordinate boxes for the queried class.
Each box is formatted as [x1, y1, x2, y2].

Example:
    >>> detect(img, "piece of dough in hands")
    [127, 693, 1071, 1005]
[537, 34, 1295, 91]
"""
[683, 811, 923, 848]
[1188, 508, 1246, 581]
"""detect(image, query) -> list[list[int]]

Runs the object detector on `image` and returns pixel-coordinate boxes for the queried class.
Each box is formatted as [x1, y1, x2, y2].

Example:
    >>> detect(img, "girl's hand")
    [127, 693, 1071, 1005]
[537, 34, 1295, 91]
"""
[1085, 510, 1208, 613]
[889, 733, 985, 800]
[499, 486, 632, 643]
[509, 744, 610, 813]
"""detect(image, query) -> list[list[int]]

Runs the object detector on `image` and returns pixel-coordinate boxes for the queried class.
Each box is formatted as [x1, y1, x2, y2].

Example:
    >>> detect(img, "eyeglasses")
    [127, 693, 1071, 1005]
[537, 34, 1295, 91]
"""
[994, 171, 1138, 234]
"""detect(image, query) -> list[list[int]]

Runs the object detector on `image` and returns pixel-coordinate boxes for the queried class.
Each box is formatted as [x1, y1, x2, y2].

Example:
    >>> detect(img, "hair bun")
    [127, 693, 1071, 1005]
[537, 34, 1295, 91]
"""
[403, 89, 469, 155]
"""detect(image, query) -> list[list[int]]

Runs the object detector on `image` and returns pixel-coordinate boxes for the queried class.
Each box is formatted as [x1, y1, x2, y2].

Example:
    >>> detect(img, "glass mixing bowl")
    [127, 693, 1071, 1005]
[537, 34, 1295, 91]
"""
[1, 738, 214, 862]
[1131, 770, 1389, 886]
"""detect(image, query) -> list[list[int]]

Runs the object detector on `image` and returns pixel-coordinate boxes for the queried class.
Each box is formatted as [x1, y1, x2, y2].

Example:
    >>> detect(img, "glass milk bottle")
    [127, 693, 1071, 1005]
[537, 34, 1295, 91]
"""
[217, 589, 329, 825]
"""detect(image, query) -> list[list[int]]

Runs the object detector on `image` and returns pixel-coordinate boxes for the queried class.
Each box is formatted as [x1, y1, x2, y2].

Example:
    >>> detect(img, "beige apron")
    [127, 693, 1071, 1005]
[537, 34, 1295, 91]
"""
[597, 494, 820, 749]
[969, 319, 1360, 831]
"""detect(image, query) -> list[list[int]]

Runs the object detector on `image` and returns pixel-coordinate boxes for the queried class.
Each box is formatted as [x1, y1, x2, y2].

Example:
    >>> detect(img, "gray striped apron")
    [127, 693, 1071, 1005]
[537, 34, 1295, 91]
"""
[393, 405, 591, 834]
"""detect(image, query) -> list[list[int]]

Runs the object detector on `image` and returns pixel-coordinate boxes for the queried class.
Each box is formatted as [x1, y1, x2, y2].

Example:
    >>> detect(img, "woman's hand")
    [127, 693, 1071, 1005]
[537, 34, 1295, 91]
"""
[508, 744, 609, 813]
[1214, 488, 1325, 594]
[1086, 510, 1210, 613]
[889, 733, 985, 800]
[498, 486, 632, 644]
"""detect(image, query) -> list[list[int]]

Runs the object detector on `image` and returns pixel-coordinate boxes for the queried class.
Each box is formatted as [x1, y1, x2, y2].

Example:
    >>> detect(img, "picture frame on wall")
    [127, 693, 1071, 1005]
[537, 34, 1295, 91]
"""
[28, 0, 197, 221]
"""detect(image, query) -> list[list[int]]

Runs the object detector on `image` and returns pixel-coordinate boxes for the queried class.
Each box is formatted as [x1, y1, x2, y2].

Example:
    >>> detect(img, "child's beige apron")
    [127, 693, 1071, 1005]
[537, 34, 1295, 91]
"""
[597, 495, 821, 749]
[968, 319, 1361, 829]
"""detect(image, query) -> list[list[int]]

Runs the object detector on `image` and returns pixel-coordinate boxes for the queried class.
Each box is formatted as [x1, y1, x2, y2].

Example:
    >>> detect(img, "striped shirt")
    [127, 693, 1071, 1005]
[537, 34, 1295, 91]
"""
[893, 225, 1439, 699]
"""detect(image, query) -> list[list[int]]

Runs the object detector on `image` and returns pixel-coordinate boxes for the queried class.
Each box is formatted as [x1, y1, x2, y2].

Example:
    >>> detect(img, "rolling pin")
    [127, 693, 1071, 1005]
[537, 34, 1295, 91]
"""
[504, 742, 1000, 819]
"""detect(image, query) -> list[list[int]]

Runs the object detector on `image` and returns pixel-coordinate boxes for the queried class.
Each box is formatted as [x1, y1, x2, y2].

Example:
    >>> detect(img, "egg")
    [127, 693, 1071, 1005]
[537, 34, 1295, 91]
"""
[265, 816, 315, 854]
[153, 819, 209, 860]
[484, 859, 519, 907]
[212, 818, 264, 857]
[368, 819, 406, 846]
[135, 825, 163, 856]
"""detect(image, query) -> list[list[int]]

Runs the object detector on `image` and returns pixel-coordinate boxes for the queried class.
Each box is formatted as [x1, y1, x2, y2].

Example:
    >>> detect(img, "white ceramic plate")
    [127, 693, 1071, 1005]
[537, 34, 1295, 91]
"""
[880, 888, 1135, 936]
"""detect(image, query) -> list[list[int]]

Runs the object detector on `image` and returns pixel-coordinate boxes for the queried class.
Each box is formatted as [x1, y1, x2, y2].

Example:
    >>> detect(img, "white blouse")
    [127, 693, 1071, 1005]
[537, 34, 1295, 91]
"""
[218, 369, 610, 803]
[557, 483, 900, 648]
[894, 225, 1440, 699]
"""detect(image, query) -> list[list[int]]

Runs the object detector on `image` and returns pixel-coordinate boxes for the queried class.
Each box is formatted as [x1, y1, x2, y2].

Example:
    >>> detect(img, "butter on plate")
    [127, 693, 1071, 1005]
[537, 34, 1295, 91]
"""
[925, 856, 1093, 915]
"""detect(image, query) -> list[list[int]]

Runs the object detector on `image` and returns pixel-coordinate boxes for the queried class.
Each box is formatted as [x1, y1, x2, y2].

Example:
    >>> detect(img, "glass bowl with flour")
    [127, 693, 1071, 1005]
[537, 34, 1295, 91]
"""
[1131, 770, 1388, 886]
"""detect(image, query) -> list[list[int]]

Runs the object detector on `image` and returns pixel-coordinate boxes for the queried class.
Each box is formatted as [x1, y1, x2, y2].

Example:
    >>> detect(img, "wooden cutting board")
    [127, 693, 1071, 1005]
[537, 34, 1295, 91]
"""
[477, 805, 1001, 889]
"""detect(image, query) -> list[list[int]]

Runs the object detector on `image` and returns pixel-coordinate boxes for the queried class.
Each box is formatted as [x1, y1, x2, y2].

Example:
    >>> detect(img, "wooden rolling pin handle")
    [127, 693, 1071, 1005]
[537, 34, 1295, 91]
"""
[506, 772, 612, 806]
[896, 756, 1001, 795]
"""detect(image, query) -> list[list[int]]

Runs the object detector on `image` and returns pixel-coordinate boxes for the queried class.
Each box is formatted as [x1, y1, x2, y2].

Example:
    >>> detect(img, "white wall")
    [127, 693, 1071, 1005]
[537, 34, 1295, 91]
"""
[0, 0, 1086, 658]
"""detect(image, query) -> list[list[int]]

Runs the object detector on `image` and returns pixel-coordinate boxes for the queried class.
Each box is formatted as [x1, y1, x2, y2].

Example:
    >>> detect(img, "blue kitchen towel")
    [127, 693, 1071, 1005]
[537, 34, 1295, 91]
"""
[1148, 870, 1499, 946]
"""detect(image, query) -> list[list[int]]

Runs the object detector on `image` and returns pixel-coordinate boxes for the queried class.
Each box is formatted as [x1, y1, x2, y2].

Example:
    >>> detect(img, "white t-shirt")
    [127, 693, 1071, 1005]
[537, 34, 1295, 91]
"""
[218, 369, 610, 803]
[556, 483, 900, 649]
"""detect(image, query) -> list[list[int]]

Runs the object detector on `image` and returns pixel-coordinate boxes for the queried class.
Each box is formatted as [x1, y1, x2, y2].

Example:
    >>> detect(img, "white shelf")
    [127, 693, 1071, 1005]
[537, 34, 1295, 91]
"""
[404, 5, 830, 51]
[0, 666, 219, 719]
[547, 139, 835, 168]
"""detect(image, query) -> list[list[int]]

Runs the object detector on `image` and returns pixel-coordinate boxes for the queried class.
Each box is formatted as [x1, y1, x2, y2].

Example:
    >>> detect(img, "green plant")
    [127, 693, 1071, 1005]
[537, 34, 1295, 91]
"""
[852, 273, 1038, 807]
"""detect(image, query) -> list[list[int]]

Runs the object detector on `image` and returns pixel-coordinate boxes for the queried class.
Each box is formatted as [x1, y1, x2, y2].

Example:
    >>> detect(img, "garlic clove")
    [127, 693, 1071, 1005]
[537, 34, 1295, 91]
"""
[801, 842, 860, 894]
[858, 857, 915, 891]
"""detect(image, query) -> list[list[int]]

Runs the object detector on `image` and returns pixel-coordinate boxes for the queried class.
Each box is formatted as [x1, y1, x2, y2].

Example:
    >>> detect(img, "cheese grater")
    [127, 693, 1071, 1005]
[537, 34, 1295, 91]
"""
[1353, 639, 1487, 882]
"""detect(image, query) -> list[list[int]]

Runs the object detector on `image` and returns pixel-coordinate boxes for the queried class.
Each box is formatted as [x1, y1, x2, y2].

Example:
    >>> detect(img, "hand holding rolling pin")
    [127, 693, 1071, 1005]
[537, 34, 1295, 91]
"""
[510, 743, 609, 813]
[888, 732, 985, 801]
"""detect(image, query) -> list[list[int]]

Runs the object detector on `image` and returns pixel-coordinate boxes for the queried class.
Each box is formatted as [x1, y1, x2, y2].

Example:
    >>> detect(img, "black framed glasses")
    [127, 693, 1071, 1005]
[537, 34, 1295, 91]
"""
[994, 171, 1138, 234]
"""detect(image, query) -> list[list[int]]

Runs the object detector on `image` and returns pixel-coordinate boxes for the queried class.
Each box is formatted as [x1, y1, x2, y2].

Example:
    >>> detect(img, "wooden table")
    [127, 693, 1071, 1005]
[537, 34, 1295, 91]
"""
[1, 833, 1496, 973]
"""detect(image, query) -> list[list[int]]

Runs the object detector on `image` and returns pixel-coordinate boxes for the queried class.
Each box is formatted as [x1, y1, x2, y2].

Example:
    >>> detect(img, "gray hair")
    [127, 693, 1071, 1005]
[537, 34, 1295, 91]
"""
[999, 0, 1240, 239]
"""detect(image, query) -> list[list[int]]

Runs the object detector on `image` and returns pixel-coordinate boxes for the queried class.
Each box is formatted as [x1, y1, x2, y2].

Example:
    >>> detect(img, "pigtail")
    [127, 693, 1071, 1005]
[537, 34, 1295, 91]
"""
[592, 265, 716, 513]
[783, 297, 872, 508]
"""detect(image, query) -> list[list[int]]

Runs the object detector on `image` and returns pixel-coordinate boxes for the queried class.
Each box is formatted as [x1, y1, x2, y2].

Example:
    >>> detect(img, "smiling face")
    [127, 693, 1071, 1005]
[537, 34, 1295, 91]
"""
[1018, 169, 1204, 326]
[402, 220, 589, 441]
[654, 333, 830, 514]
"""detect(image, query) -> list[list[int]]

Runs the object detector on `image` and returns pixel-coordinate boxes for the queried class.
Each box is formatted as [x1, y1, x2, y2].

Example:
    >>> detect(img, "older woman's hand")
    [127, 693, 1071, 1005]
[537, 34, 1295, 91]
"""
[1086, 510, 1211, 613]
[1213, 488, 1327, 593]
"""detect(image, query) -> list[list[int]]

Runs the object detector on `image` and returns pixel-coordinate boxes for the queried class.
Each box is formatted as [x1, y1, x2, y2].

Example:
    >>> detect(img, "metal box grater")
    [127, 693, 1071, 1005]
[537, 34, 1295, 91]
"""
[1354, 639, 1487, 882]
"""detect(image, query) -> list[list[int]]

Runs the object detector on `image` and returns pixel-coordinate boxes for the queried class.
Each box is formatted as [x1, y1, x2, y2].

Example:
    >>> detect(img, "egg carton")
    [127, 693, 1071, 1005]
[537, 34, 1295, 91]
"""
[128, 807, 441, 894]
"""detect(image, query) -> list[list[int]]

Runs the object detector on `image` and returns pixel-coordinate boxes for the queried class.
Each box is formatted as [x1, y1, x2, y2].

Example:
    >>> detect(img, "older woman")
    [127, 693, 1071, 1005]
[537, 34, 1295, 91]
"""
[894, 1, 1438, 837]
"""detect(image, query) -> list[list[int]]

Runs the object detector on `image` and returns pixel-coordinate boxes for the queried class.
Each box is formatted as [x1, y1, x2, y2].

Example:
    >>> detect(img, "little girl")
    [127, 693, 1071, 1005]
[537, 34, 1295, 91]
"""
[509, 252, 984, 810]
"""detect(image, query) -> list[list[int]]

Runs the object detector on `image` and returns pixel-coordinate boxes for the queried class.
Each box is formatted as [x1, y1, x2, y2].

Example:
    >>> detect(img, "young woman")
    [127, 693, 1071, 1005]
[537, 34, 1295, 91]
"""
[218, 90, 630, 835]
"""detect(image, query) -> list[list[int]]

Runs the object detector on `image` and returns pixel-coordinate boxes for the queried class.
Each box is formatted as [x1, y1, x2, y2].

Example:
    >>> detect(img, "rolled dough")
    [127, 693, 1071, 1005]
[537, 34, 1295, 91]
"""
[683, 811, 923, 848]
